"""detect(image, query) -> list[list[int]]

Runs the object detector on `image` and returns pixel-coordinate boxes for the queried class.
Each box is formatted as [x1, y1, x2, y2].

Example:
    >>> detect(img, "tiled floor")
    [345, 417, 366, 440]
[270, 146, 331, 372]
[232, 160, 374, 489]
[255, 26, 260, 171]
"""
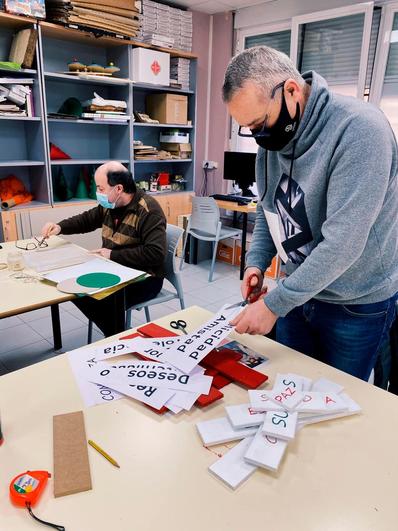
[0, 259, 256, 376]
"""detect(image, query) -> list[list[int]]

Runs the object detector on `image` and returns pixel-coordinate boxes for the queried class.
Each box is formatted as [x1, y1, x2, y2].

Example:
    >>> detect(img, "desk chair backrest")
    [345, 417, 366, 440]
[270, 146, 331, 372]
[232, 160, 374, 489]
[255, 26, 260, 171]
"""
[189, 196, 220, 237]
[165, 224, 184, 294]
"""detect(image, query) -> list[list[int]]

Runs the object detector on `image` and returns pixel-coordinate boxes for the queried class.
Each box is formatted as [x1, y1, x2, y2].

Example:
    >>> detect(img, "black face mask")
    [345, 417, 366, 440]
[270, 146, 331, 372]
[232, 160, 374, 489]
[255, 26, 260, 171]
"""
[253, 90, 300, 151]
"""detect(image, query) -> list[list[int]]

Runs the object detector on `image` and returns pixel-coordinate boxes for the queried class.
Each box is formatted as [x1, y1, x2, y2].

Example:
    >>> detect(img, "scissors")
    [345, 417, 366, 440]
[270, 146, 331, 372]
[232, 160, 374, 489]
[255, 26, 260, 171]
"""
[170, 319, 188, 334]
[226, 273, 268, 310]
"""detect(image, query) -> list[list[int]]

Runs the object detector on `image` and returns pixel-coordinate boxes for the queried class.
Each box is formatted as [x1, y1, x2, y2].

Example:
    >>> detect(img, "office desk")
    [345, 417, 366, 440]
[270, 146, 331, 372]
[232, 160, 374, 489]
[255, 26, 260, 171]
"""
[1, 305, 398, 531]
[215, 199, 257, 280]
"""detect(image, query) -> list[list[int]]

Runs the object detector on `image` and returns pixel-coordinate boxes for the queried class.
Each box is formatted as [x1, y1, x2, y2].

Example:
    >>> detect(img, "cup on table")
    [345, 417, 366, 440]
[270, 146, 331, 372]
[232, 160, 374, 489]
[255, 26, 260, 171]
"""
[7, 251, 25, 271]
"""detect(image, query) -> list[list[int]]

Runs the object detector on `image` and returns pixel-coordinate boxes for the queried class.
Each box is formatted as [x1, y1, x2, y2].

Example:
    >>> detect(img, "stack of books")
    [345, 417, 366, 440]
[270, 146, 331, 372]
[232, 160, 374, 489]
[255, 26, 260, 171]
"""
[134, 140, 159, 160]
[45, 0, 141, 38]
[170, 58, 190, 90]
[136, 0, 193, 52]
[81, 92, 129, 122]
[0, 78, 34, 117]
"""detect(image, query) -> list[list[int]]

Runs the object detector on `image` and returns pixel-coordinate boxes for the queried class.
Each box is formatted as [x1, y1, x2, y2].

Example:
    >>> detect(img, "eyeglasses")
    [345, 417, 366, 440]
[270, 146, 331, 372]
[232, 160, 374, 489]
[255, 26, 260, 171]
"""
[15, 237, 49, 251]
[238, 80, 286, 138]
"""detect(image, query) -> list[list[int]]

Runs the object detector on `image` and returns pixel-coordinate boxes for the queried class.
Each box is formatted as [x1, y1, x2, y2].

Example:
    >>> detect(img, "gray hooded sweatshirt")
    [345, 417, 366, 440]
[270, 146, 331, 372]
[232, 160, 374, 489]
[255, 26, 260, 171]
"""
[246, 71, 398, 317]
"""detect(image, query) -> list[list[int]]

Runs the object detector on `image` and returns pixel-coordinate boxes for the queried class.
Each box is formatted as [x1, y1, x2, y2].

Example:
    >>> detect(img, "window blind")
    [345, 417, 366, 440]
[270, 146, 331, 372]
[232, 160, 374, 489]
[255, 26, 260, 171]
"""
[245, 29, 291, 57]
[297, 13, 365, 84]
[365, 7, 382, 92]
[385, 13, 398, 82]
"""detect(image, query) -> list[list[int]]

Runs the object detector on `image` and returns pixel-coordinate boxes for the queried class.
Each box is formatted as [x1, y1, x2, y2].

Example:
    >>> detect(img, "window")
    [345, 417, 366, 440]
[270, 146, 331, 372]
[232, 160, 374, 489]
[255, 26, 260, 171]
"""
[232, 26, 291, 153]
[245, 29, 291, 57]
[291, 3, 373, 98]
[379, 12, 398, 137]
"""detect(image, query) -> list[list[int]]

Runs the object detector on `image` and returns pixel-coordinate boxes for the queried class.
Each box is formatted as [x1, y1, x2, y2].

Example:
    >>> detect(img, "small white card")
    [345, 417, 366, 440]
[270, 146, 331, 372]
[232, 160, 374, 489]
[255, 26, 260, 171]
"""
[298, 393, 361, 427]
[244, 428, 288, 472]
[262, 410, 298, 441]
[296, 392, 348, 414]
[196, 417, 258, 446]
[248, 390, 285, 412]
[273, 373, 306, 392]
[209, 437, 257, 489]
[263, 388, 304, 411]
[225, 403, 267, 429]
[311, 377, 344, 394]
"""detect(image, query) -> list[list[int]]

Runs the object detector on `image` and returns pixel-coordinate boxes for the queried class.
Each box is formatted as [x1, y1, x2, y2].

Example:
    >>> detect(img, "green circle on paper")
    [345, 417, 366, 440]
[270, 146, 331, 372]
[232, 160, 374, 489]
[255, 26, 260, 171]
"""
[76, 272, 121, 288]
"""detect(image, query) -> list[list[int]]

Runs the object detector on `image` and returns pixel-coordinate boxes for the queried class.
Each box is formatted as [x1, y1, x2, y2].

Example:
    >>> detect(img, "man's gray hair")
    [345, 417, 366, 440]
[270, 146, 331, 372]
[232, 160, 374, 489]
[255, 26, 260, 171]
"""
[222, 45, 304, 102]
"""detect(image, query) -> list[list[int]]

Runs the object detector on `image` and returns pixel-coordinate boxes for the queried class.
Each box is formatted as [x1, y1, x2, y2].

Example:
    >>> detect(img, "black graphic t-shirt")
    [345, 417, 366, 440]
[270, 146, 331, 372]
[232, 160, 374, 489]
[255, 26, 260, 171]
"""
[274, 173, 313, 265]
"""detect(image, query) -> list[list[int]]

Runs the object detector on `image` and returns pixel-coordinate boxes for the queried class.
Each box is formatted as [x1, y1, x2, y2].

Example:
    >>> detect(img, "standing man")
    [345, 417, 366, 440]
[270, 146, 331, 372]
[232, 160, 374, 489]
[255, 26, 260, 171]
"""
[223, 46, 398, 381]
[41, 161, 167, 337]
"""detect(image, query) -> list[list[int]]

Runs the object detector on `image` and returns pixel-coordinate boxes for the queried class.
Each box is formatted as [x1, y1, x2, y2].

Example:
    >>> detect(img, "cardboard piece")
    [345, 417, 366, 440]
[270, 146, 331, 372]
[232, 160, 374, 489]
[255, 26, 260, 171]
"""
[53, 411, 92, 498]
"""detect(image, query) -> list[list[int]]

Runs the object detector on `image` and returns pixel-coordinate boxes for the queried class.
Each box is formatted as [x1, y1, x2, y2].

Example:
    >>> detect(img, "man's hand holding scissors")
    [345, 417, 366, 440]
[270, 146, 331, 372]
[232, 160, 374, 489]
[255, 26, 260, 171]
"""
[229, 267, 277, 335]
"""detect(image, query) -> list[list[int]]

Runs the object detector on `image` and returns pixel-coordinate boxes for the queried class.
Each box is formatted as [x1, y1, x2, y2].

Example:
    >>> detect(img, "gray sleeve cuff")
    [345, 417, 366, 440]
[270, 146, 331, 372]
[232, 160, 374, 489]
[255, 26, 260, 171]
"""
[263, 283, 294, 318]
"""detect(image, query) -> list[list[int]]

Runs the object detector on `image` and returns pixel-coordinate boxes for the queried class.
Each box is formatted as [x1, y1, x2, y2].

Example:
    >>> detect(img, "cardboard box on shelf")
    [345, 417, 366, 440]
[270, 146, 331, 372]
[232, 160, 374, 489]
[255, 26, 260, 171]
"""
[233, 240, 251, 267]
[160, 142, 192, 158]
[216, 237, 237, 265]
[132, 48, 170, 86]
[146, 93, 188, 125]
[265, 255, 281, 279]
[159, 132, 189, 143]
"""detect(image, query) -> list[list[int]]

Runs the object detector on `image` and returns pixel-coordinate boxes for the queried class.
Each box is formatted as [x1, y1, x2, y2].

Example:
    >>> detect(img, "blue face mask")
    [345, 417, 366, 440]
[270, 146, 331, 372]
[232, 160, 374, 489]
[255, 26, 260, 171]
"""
[96, 188, 118, 209]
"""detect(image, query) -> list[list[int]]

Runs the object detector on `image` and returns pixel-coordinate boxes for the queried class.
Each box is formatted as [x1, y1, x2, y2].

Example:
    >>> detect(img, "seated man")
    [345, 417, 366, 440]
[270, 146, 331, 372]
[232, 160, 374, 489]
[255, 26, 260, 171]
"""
[41, 161, 167, 337]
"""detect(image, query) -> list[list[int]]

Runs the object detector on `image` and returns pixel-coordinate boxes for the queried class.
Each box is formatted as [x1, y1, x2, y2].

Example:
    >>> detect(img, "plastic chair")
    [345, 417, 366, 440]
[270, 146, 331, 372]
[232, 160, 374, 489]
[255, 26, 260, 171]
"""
[125, 224, 185, 327]
[179, 196, 241, 282]
[87, 224, 185, 342]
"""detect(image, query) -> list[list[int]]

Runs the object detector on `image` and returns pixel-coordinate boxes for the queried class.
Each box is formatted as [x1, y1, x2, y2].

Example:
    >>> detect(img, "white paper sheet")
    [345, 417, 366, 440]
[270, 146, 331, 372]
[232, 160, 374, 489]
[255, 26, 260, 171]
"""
[67, 345, 123, 407]
[44, 257, 145, 287]
[166, 390, 201, 411]
[24, 244, 91, 273]
[88, 360, 212, 394]
[104, 336, 183, 364]
[93, 376, 176, 410]
[117, 305, 240, 373]
[164, 305, 241, 373]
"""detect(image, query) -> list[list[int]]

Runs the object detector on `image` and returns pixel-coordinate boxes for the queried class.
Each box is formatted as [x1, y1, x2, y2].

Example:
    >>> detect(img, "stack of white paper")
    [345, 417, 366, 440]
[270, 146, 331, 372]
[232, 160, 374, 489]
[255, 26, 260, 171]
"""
[67, 304, 241, 414]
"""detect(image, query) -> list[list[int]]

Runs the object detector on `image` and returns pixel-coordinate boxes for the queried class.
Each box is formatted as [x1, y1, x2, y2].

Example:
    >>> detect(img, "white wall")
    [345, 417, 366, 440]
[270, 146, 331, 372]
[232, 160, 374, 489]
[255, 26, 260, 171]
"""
[234, 0, 389, 28]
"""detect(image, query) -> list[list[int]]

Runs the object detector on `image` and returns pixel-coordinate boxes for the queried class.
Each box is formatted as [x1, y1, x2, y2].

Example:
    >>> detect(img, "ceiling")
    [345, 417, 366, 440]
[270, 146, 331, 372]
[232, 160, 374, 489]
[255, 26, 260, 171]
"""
[171, 0, 275, 15]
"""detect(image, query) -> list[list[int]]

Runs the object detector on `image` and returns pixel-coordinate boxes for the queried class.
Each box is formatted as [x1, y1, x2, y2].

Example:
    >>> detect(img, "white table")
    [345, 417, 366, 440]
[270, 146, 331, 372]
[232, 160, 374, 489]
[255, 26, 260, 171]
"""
[1, 306, 398, 531]
[0, 236, 144, 349]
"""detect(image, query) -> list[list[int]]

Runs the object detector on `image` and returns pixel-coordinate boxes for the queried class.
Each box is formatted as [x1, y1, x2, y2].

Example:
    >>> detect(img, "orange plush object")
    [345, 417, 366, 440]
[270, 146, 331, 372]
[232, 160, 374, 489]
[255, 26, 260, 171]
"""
[0, 175, 33, 209]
